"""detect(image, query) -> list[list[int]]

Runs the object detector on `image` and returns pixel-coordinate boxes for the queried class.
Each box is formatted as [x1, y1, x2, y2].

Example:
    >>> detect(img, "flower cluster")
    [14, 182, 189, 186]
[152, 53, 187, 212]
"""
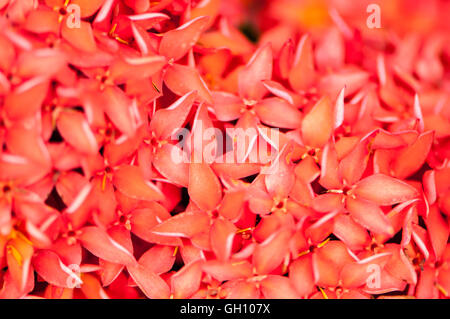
[0, 0, 449, 299]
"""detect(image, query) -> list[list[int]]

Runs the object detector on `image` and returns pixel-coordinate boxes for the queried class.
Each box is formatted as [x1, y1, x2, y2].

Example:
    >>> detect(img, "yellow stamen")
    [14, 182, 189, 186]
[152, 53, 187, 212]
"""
[236, 227, 253, 234]
[297, 249, 311, 258]
[231, 261, 247, 266]
[109, 24, 118, 36]
[285, 151, 292, 165]
[16, 231, 33, 246]
[8, 228, 17, 240]
[249, 275, 267, 282]
[317, 237, 331, 248]
[281, 255, 290, 274]
[51, 107, 62, 129]
[115, 36, 129, 45]
[326, 189, 344, 194]
[366, 140, 374, 154]
[319, 287, 329, 299]
[64, 0, 70, 7]
[8, 229, 33, 246]
[232, 179, 241, 186]
[173, 246, 179, 257]
[7, 245, 23, 266]
[108, 24, 130, 45]
[387, 208, 400, 218]
[436, 283, 448, 297]
[101, 173, 107, 191]
[204, 73, 215, 87]
[152, 81, 160, 93]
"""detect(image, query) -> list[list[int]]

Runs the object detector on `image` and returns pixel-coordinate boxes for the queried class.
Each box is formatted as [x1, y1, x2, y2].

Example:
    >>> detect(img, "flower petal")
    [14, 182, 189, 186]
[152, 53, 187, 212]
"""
[113, 165, 164, 202]
[352, 174, 419, 206]
[56, 111, 98, 155]
[61, 19, 97, 52]
[210, 217, 237, 261]
[203, 260, 252, 283]
[319, 141, 343, 190]
[301, 96, 333, 148]
[78, 226, 136, 266]
[426, 205, 449, 261]
[100, 86, 137, 137]
[341, 252, 392, 288]
[393, 131, 434, 179]
[188, 162, 222, 211]
[333, 214, 371, 251]
[253, 228, 292, 274]
[130, 204, 182, 246]
[289, 254, 315, 297]
[4, 77, 49, 120]
[33, 250, 82, 288]
[159, 16, 209, 61]
[127, 264, 170, 299]
[346, 196, 394, 236]
[153, 144, 189, 187]
[211, 91, 243, 121]
[151, 211, 210, 238]
[238, 43, 273, 101]
[260, 275, 300, 299]
[164, 63, 212, 103]
[255, 98, 302, 129]
[170, 260, 203, 299]
[338, 136, 372, 187]
[71, 0, 106, 17]
[150, 90, 197, 140]
[138, 245, 176, 275]
[288, 34, 315, 91]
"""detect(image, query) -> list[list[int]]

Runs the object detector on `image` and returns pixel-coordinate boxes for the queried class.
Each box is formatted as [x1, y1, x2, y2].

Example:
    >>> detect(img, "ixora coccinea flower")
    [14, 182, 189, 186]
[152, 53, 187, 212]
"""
[0, 0, 449, 300]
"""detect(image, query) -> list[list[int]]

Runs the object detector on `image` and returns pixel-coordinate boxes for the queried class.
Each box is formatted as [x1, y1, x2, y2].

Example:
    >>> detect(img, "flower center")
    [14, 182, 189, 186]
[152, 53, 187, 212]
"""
[210, 209, 219, 218]
[7, 73, 21, 86]
[343, 186, 352, 196]
[116, 212, 131, 230]
[64, 228, 79, 245]
[300, 87, 319, 106]
[147, 134, 168, 152]
[271, 197, 287, 213]
[95, 71, 113, 90]
[236, 227, 253, 240]
[105, 127, 113, 136]
[67, 230, 76, 237]
[208, 289, 218, 297]
[2, 185, 11, 194]
[242, 99, 258, 113]
[150, 136, 160, 148]
[119, 215, 127, 224]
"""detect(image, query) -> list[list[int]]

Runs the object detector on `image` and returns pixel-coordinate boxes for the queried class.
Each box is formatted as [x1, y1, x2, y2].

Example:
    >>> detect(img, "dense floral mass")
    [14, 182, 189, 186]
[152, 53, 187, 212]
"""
[0, 0, 449, 299]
